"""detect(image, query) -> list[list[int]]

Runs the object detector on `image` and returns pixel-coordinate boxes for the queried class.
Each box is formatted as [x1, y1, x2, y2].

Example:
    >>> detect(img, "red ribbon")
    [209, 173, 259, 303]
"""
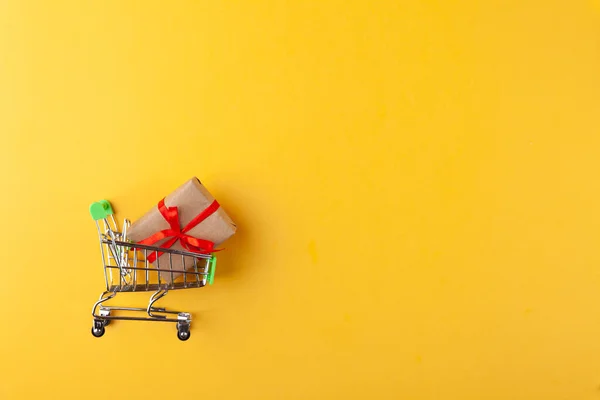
[137, 198, 220, 263]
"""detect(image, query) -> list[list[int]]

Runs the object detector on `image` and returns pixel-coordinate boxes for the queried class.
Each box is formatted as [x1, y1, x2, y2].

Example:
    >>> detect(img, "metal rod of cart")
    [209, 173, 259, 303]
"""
[89, 200, 217, 341]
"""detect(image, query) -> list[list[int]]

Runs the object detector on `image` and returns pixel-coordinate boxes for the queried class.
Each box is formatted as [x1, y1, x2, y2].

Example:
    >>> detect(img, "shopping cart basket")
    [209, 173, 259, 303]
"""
[89, 200, 217, 341]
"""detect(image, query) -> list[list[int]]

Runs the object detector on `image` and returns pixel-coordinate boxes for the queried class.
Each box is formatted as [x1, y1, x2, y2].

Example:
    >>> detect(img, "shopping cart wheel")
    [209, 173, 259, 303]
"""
[91, 320, 105, 338]
[177, 322, 190, 341]
[177, 329, 190, 341]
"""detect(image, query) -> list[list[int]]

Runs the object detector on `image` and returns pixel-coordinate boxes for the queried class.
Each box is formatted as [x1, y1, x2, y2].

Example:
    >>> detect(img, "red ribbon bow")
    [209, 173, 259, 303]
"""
[137, 198, 220, 263]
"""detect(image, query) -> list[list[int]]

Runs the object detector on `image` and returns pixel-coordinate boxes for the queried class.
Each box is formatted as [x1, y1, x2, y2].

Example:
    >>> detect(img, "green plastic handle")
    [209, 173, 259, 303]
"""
[208, 255, 217, 285]
[89, 200, 114, 221]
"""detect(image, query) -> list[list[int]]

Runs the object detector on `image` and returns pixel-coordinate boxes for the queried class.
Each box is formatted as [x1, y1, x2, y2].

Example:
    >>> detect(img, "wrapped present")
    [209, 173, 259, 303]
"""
[127, 178, 236, 283]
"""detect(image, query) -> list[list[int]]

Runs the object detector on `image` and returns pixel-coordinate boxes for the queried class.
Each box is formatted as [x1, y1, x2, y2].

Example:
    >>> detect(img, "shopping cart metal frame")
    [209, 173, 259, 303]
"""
[90, 200, 216, 341]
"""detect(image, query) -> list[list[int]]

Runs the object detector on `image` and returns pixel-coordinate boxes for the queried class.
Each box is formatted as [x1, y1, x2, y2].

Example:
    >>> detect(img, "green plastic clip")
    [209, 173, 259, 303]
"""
[89, 200, 114, 221]
[208, 255, 217, 285]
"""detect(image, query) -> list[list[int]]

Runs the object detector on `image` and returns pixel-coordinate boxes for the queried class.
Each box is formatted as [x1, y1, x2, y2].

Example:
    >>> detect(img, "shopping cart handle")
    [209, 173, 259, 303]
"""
[207, 255, 217, 285]
[89, 200, 115, 221]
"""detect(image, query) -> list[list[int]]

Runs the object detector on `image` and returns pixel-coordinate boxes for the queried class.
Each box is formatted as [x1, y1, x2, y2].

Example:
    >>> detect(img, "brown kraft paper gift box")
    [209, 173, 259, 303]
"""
[127, 178, 236, 283]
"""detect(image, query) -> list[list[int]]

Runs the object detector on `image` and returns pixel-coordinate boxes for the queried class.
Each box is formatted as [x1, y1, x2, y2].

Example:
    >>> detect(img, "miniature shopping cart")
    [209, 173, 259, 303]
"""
[89, 200, 217, 341]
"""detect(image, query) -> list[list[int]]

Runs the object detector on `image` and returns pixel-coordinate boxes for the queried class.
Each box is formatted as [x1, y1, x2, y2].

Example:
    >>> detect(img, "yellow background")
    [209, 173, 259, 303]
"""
[1, 1, 600, 399]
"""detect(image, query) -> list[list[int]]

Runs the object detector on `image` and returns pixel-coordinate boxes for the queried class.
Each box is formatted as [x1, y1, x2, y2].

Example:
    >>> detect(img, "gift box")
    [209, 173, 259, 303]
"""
[127, 178, 236, 283]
